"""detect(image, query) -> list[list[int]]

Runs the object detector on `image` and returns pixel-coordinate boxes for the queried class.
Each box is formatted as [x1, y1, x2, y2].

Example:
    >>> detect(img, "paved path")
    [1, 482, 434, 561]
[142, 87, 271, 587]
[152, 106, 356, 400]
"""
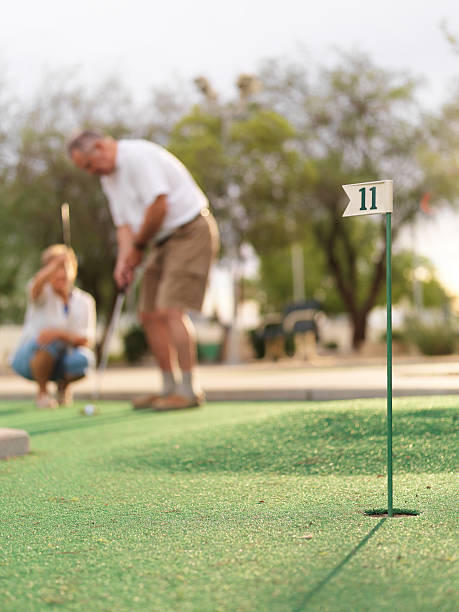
[2, 355, 459, 402]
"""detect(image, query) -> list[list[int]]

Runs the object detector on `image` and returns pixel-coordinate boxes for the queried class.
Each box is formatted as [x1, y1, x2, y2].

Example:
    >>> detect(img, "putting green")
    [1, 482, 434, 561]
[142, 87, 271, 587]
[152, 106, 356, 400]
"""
[0, 397, 457, 611]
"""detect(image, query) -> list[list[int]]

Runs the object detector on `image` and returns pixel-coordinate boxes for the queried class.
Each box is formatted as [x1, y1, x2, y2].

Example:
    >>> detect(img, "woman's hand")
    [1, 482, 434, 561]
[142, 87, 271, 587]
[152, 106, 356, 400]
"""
[37, 329, 87, 347]
[37, 329, 61, 346]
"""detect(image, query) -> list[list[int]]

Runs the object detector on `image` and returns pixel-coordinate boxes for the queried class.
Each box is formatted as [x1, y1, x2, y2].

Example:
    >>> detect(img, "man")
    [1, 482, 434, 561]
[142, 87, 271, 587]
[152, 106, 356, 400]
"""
[11, 245, 96, 409]
[68, 131, 219, 411]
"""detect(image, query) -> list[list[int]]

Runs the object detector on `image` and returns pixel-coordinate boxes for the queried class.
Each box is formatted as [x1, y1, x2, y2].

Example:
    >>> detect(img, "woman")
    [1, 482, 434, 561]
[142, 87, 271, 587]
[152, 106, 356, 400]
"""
[11, 245, 96, 409]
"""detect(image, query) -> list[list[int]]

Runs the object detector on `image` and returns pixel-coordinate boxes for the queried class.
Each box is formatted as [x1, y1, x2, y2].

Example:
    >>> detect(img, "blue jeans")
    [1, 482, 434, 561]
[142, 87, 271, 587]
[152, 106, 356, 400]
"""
[11, 340, 94, 381]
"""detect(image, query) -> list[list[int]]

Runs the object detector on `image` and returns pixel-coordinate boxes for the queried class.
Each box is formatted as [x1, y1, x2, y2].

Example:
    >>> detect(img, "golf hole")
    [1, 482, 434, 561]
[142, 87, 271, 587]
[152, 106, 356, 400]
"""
[364, 508, 420, 517]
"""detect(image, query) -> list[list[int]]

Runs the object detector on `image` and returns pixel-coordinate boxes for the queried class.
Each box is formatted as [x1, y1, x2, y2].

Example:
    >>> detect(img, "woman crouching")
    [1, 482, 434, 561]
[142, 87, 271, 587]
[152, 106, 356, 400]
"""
[10, 245, 96, 409]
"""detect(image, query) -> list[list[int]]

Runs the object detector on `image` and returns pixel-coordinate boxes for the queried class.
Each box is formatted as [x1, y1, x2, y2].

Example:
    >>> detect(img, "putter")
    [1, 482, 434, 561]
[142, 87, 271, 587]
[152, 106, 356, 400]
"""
[59, 201, 124, 415]
[61, 202, 71, 247]
[83, 290, 126, 415]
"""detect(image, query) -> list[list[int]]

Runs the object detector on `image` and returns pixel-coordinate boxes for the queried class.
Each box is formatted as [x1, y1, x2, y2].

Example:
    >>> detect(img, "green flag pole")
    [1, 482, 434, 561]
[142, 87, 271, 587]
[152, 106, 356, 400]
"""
[386, 212, 393, 517]
[344, 182, 419, 518]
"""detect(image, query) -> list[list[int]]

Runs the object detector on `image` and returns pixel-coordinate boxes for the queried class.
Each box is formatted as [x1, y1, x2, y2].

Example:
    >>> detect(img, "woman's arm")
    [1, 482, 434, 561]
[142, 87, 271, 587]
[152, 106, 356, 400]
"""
[37, 329, 89, 347]
[30, 254, 67, 301]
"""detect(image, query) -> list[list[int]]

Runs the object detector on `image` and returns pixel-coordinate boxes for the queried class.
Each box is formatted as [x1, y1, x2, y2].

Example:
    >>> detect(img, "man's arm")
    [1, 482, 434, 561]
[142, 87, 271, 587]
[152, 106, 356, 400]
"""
[113, 224, 135, 288]
[133, 194, 168, 248]
[123, 195, 168, 275]
[113, 195, 168, 289]
[117, 225, 135, 258]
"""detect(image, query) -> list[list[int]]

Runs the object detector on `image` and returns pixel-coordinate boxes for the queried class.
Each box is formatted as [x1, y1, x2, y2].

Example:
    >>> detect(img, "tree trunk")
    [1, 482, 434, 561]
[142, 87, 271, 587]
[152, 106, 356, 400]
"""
[316, 220, 388, 352]
[351, 311, 368, 351]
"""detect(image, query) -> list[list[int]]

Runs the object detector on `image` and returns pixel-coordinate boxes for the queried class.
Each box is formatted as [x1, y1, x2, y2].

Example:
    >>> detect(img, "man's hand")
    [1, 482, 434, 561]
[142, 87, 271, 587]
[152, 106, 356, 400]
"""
[114, 256, 134, 290]
[125, 246, 144, 271]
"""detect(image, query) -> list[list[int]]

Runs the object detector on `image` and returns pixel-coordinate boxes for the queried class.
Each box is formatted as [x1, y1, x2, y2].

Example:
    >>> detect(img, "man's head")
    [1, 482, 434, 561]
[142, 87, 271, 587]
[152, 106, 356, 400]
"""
[68, 131, 117, 176]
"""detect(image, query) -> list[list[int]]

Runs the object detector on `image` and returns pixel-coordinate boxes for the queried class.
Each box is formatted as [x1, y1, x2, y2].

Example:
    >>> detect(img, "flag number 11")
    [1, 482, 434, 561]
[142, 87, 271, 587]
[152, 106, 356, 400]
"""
[359, 186, 377, 211]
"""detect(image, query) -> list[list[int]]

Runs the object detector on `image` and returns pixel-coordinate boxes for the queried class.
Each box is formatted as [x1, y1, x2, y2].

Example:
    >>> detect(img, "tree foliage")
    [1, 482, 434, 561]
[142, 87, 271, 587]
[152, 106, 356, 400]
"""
[254, 53, 440, 347]
[171, 54, 448, 347]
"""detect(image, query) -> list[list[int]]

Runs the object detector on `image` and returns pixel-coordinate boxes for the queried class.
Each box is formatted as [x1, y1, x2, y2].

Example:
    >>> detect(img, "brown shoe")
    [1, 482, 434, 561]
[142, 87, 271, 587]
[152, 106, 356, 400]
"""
[152, 393, 204, 412]
[132, 393, 163, 410]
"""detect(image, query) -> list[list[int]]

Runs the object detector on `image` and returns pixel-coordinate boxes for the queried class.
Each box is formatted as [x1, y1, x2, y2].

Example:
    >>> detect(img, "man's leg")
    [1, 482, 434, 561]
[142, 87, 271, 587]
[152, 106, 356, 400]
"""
[141, 310, 175, 372]
[165, 308, 202, 399]
[136, 212, 219, 411]
[132, 248, 179, 409]
[150, 214, 219, 411]
[131, 310, 177, 409]
[166, 309, 195, 370]
[151, 308, 203, 410]
[167, 308, 202, 400]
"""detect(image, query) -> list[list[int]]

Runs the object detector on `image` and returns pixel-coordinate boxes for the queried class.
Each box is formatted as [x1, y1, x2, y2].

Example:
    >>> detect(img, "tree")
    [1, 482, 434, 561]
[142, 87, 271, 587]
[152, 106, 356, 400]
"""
[256, 242, 450, 316]
[420, 85, 459, 205]
[254, 53, 435, 348]
[166, 56, 453, 349]
[0, 72, 30, 322]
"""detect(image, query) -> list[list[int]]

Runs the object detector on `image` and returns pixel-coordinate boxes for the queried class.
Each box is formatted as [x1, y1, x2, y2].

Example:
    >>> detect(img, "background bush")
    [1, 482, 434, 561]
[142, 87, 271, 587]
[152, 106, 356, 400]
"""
[404, 319, 457, 355]
[123, 325, 149, 364]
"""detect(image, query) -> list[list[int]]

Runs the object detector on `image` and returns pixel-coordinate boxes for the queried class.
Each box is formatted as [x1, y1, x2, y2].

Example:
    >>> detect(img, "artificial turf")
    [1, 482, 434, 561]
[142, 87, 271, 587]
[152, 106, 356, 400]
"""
[0, 397, 457, 611]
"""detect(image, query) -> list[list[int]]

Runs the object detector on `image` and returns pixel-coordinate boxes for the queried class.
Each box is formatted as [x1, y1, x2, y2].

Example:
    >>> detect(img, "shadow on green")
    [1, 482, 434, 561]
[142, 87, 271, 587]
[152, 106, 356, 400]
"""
[292, 518, 387, 611]
[112, 404, 458, 476]
[24, 410, 142, 436]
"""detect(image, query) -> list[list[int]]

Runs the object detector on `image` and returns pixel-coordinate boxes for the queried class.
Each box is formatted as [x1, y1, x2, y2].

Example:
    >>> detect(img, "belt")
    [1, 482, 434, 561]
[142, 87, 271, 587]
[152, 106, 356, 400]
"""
[155, 209, 209, 247]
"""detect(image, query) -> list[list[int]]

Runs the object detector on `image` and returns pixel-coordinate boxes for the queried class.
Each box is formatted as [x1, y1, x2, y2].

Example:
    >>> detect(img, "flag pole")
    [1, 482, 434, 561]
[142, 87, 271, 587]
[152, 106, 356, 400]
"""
[386, 212, 393, 517]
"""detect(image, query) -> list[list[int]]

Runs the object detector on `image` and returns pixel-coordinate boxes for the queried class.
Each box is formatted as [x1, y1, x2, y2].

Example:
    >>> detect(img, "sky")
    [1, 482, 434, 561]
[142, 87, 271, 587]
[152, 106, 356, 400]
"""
[2, 0, 459, 294]
[3, 0, 459, 105]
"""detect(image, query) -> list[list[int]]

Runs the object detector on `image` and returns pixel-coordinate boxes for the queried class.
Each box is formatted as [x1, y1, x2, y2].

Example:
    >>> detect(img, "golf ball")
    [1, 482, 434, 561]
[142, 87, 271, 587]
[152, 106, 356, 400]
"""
[84, 404, 95, 415]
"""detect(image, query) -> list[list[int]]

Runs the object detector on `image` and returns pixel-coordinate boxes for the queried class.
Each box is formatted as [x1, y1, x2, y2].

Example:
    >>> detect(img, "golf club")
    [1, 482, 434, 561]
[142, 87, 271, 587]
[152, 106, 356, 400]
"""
[61, 202, 71, 247]
[83, 290, 126, 415]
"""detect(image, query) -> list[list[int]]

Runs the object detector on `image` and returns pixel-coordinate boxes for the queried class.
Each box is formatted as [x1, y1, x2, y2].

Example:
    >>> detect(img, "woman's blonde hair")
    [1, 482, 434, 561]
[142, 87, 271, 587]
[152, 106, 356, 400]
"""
[41, 244, 78, 280]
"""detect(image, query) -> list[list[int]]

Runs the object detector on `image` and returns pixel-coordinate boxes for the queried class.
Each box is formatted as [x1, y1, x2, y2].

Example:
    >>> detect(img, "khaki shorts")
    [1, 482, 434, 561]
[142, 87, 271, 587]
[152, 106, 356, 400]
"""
[139, 210, 220, 313]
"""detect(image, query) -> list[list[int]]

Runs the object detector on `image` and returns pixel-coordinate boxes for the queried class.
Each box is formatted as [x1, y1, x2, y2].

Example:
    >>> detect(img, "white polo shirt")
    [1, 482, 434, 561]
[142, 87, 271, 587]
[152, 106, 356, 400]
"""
[100, 139, 208, 243]
[14, 282, 97, 350]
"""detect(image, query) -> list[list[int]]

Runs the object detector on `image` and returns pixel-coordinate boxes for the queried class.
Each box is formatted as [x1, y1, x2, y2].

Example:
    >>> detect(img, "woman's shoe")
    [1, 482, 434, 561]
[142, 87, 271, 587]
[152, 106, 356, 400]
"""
[36, 393, 58, 410]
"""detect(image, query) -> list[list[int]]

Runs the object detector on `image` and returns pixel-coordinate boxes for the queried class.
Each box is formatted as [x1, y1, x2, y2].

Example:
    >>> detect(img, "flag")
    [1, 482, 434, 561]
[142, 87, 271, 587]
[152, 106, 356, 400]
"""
[420, 192, 433, 215]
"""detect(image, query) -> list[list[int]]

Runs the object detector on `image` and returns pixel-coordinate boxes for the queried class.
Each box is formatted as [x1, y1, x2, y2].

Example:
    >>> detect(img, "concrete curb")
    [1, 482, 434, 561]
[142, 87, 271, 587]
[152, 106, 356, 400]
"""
[0, 428, 30, 460]
[2, 389, 459, 402]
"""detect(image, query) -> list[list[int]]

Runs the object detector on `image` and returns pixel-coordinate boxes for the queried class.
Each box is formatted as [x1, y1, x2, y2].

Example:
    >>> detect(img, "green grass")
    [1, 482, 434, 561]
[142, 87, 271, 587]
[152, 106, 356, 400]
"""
[0, 397, 457, 611]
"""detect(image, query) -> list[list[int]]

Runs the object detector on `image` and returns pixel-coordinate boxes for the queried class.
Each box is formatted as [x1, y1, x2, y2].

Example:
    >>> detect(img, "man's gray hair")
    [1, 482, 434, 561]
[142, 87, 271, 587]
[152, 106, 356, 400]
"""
[67, 130, 103, 156]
